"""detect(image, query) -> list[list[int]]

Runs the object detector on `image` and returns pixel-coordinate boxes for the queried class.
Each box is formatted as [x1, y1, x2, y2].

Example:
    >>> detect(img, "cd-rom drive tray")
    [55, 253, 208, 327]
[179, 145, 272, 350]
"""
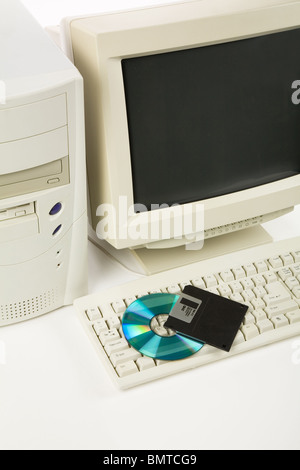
[0, 156, 69, 199]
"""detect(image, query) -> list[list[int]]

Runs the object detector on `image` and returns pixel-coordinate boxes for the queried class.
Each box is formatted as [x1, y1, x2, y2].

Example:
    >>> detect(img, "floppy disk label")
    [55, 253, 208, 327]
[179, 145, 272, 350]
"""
[170, 294, 202, 324]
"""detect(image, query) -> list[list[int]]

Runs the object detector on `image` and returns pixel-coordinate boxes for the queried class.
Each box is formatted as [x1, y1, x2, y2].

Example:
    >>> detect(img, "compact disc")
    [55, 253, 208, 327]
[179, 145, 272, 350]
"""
[122, 293, 204, 361]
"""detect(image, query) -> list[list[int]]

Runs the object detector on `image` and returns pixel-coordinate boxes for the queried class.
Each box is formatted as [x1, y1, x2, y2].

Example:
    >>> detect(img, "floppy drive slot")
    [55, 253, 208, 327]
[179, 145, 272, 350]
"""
[0, 156, 69, 200]
[0, 202, 35, 221]
[0, 213, 39, 244]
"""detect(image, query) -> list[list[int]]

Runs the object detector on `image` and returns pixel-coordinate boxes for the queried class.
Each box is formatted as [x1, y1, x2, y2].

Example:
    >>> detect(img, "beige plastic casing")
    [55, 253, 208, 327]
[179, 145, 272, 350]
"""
[63, 0, 300, 254]
[0, 0, 88, 325]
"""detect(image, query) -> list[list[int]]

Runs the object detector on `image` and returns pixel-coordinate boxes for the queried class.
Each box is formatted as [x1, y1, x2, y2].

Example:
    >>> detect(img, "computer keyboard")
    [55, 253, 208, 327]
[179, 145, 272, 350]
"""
[74, 236, 300, 389]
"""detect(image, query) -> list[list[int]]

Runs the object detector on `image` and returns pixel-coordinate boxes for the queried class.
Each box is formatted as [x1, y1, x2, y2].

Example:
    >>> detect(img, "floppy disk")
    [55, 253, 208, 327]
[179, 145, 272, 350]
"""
[164, 285, 248, 352]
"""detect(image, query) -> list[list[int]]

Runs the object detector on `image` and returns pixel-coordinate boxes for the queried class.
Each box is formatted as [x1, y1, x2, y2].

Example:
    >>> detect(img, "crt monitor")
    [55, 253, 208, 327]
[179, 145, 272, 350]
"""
[61, 0, 300, 274]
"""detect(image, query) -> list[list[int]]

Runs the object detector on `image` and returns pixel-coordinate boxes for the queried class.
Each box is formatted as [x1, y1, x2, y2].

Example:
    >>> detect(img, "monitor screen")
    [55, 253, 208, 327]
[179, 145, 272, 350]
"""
[122, 28, 300, 211]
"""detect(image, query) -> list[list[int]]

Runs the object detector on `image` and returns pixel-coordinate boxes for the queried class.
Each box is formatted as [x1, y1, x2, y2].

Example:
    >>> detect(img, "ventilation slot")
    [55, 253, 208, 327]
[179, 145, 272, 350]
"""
[0, 289, 59, 323]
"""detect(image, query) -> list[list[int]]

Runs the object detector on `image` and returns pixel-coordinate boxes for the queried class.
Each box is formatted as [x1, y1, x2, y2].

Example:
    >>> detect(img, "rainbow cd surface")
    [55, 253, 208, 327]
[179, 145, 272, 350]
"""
[122, 293, 204, 361]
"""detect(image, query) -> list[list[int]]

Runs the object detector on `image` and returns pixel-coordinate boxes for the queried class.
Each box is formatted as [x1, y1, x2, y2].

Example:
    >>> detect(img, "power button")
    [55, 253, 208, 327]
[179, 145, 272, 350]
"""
[49, 203, 62, 216]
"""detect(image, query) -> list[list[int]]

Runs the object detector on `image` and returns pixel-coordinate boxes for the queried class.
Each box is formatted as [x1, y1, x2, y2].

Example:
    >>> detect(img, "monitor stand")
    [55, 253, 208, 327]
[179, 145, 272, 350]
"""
[89, 224, 273, 276]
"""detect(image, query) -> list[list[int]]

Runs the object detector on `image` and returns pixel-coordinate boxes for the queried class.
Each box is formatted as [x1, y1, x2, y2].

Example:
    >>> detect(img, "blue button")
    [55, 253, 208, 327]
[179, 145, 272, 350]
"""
[49, 203, 62, 216]
[52, 225, 62, 236]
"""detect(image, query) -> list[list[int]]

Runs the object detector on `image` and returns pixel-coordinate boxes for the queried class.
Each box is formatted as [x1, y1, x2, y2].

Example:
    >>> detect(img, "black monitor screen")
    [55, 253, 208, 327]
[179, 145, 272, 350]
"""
[122, 28, 300, 210]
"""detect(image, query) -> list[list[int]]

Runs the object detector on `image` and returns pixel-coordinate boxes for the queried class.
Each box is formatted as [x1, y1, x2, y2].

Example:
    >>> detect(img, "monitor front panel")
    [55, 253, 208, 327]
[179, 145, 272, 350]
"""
[122, 28, 300, 211]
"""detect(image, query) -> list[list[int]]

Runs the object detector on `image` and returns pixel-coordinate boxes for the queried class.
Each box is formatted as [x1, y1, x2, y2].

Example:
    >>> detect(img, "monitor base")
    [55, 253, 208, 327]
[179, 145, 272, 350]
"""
[89, 225, 273, 276]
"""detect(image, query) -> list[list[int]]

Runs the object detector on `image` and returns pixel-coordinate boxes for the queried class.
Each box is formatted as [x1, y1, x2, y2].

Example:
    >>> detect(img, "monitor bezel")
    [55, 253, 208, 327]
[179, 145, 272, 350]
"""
[68, 0, 300, 249]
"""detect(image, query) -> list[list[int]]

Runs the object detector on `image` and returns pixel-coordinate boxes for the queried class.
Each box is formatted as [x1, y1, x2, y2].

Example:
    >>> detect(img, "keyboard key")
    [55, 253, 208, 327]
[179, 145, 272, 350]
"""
[265, 281, 290, 296]
[291, 251, 300, 262]
[155, 359, 169, 366]
[230, 293, 244, 303]
[242, 289, 255, 302]
[192, 278, 205, 289]
[243, 312, 255, 324]
[251, 297, 266, 310]
[154, 325, 169, 336]
[203, 274, 218, 287]
[116, 361, 138, 377]
[150, 316, 159, 329]
[99, 328, 120, 346]
[268, 256, 283, 268]
[257, 318, 274, 333]
[264, 292, 291, 306]
[86, 307, 101, 321]
[125, 296, 136, 307]
[254, 260, 268, 273]
[271, 315, 289, 329]
[104, 339, 129, 356]
[93, 319, 108, 335]
[264, 282, 291, 305]
[264, 300, 298, 318]
[280, 253, 294, 266]
[252, 309, 267, 322]
[179, 281, 191, 291]
[136, 356, 156, 371]
[100, 303, 116, 318]
[106, 314, 121, 330]
[232, 267, 246, 279]
[292, 286, 300, 298]
[285, 277, 299, 291]
[252, 274, 266, 286]
[110, 348, 141, 367]
[253, 285, 267, 298]
[218, 284, 232, 297]
[241, 278, 255, 290]
[112, 299, 126, 314]
[167, 284, 181, 294]
[291, 264, 300, 277]
[243, 263, 257, 276]
[241, 323, 259, 340]
[263, 272, 277, 284]
[229, 281, 243, 293]
[157, 314, 168, 325]
[219, 270, 234, 282]
[286, 310, 300, 324]
[278, 268, 293, 281]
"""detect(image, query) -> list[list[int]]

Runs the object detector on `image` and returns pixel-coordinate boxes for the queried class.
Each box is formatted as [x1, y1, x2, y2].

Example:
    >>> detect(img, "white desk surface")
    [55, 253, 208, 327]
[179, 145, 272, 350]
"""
[1, 206, 299, 451]
[0, 0, 299, 451]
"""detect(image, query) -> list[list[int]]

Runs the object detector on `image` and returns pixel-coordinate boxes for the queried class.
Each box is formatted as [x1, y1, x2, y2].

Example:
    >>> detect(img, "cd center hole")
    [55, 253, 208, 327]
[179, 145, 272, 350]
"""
[150, 314, 176, 337]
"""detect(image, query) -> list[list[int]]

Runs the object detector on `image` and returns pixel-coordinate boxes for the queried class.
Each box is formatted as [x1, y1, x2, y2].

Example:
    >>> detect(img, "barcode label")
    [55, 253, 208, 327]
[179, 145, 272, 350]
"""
[169, 294, 202, 324]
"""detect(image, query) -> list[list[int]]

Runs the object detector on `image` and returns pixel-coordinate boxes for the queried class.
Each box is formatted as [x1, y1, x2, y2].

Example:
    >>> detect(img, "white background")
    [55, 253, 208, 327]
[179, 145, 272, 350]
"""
[0, 0, 300, 451]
